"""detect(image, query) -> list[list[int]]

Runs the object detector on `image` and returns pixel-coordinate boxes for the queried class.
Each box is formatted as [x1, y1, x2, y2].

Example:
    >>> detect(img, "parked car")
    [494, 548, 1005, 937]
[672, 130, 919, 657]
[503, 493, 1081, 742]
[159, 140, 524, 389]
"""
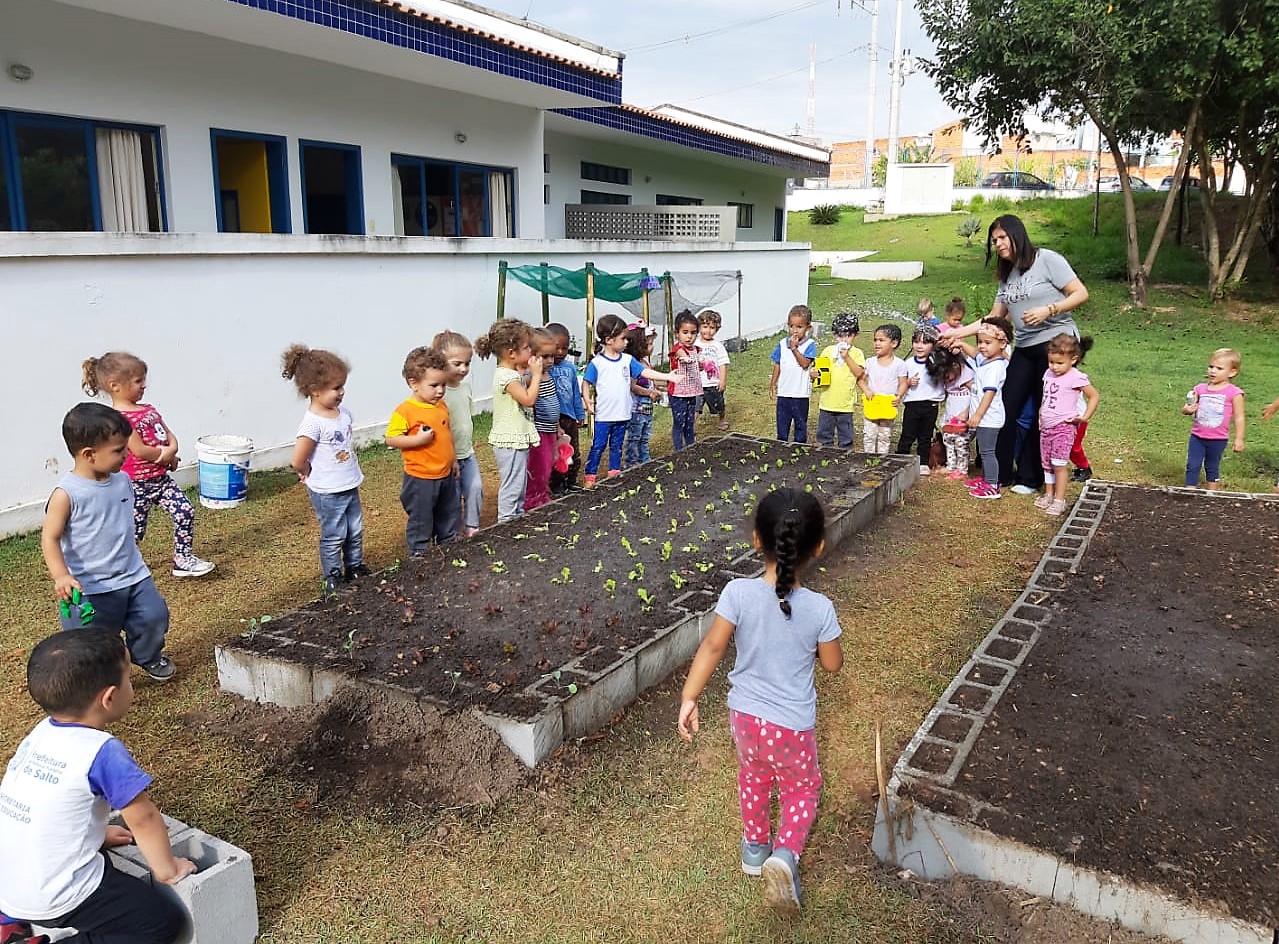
[981, 171, 1056, 190]
[1157, 175, 1200, 191]
[1098, 176, 1154, 192]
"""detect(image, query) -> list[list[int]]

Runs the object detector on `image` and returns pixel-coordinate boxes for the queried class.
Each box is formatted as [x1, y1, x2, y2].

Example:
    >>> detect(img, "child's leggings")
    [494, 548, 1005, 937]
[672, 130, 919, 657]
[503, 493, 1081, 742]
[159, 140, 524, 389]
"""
[730, 710, 823, 857]
[585, 420, 627, 475]
[1186, 434, 1228, 486]
[896, 401, 939, 458]
[625, 412, 653, 467]
[975, 427, 1000, 484]
[492, 447, 529, 522]
[670, 395, 697, 450]
[132, 475, 195, 563]
[1070, 420, 1090, 469]
[942, 430, 970, 471]
[457, 453, 483, 530]
[862, 419, 893, 454]
[525, 431, 556, 511]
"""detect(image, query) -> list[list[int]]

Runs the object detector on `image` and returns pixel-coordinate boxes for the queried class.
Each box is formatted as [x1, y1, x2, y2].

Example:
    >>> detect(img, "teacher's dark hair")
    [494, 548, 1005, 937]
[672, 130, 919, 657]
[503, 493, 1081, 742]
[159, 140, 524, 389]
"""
[986, 214, 1038, 283]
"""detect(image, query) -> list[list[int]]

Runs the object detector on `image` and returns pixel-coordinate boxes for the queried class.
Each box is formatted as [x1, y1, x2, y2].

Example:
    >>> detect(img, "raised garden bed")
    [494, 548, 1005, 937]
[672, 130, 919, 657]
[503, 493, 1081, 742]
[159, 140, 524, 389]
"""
[216, 435, 917, 765]
[875, 483, 1279, 943]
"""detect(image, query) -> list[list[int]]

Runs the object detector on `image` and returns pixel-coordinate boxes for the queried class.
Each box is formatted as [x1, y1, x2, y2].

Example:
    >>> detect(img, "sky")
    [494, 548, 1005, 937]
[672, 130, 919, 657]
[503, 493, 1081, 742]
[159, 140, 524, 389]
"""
[474, 0, 957, 146]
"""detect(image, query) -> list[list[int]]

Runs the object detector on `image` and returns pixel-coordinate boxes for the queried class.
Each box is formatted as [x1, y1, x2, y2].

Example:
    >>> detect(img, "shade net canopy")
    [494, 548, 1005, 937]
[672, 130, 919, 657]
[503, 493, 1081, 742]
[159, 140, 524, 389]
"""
[505, 264, 648, 303]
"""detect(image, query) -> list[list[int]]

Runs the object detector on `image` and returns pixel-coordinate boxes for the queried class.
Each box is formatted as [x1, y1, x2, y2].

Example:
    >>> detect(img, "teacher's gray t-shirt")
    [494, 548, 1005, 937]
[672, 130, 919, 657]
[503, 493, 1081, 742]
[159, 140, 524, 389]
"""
[718, 577, 842, 731]
[996, 247, 1080, 347]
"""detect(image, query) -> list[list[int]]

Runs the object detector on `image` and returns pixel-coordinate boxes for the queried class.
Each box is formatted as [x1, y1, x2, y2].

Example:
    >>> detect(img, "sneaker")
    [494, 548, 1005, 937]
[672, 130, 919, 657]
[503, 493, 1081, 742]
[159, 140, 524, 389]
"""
[1010, 484, 1038, 496]
[463, 527, 480, 538]
[964, 476, 986, 487]
[583, 474, 597, 488]
[1072, 466, 1093, 482]
[741, 839, 773, 876]
[947, 469, 967, 480]
[345, 563, 373, 581]
[761, 848, 801, 915]
[1045, 498, 1068, 516]
[172, 556, 215, 578]
[141, 655, 176, 682]
[1034, 493, 1052, 509]
[970, 481, 1001, 499]
[322, 569, 343, 594]
[606, 469, 621, 478]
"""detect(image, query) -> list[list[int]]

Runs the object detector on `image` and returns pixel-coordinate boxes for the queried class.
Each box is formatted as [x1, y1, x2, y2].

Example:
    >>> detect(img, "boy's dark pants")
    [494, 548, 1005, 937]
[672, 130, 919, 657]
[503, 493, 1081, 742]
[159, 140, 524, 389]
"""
[816, 409, 855, 448]
[401, 473, 459, 554]
[43, 853, 186, 944]
[896, 401, 939, 458]
[58, 577, 168, 668]
[550, 415, 581, 492]
[776, 396, 810, 443]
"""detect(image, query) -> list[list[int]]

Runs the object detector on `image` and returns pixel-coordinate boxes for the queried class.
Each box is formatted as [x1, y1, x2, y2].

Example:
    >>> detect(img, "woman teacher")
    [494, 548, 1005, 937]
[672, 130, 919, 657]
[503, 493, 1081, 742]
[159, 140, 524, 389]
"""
[945, 214, 1089, 493]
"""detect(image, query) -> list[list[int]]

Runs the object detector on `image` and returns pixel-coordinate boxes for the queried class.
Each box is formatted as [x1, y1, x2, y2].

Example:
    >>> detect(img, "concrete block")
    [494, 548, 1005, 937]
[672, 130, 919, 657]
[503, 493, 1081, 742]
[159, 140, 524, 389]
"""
[255, 648, 314, 709]
[213, 645, 257, 700]
[561, 658, 638, 741]
[636, 615, 701, 692]
[104, 829, 258, 944]
[477, 703, 564, 768]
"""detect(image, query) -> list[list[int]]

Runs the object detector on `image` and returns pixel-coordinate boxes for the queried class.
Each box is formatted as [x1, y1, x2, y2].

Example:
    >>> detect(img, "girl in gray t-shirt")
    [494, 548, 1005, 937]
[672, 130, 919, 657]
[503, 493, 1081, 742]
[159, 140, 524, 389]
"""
[677, 489, 844, 916]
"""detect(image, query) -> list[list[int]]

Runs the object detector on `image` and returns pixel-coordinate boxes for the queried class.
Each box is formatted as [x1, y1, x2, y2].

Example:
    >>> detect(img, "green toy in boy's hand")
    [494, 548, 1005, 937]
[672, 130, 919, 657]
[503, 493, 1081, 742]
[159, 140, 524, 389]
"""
[59, 588, 96, 626]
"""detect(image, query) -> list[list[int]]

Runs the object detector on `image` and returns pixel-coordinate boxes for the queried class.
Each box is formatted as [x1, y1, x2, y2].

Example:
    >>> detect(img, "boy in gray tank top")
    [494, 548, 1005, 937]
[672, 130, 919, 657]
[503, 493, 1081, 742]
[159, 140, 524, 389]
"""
[41, 404, 174, 681]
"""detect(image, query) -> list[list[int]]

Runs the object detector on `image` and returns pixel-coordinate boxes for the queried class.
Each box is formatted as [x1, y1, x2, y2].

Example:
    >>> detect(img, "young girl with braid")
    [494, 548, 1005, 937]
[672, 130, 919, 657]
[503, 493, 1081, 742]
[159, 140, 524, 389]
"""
[678, 488, 844, 917]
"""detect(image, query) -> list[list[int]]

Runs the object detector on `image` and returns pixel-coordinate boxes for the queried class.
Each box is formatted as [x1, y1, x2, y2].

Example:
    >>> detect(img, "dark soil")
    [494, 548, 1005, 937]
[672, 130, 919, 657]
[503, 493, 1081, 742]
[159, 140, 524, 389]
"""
[242, 436, 904, 716]
[920, 488, 1279, 927]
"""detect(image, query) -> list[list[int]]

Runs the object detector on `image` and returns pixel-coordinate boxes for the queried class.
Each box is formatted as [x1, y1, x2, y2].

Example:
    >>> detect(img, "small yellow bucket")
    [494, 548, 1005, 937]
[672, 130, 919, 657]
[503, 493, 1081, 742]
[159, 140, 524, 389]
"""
[863, 394, 898, 421]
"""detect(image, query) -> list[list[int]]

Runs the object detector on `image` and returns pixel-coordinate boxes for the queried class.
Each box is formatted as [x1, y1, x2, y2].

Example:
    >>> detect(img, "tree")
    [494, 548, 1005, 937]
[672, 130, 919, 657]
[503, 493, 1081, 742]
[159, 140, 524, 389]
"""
[919, 0, 1218, 306]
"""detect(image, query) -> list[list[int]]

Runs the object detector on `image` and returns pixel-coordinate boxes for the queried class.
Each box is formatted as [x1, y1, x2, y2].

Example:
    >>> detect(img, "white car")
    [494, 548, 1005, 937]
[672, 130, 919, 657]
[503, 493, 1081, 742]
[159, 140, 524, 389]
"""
[1098, 176, 1154, 192]
[1157, 176, 1200, 191]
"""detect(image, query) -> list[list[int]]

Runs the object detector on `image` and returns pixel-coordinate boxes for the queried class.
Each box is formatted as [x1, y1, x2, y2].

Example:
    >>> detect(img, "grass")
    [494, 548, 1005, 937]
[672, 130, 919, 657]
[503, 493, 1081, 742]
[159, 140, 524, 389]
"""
[2, 210, 1277, 941]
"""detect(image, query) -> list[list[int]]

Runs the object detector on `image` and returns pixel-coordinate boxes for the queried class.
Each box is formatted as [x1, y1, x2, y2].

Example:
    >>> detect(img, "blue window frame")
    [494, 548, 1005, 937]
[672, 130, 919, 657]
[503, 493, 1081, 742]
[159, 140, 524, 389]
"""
[210, 129, 291, 234]
[391, 155, 515, 237]
[0, 109, 167, 232]
[300, 140, 364, 235]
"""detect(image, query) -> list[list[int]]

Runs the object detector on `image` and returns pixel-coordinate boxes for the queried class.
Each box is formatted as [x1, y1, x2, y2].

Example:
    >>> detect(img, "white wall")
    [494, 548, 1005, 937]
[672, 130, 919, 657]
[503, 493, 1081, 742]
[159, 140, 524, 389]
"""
[0, 234, 809, 536]
[543, 131, 787, 242]
[3, 0, 547, 238]
[883, 164, 955, 216]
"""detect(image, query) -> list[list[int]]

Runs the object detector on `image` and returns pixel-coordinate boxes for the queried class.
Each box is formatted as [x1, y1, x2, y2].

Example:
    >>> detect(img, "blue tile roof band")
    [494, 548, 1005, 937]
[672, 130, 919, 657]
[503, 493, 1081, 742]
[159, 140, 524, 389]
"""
[553, 107, 828, 177]
[225, 0, 622, 105]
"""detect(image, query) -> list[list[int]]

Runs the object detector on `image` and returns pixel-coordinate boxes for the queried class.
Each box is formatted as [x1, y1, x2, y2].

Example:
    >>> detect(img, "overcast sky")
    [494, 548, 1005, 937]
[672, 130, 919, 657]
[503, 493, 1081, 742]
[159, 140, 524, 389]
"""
[476, 0, 956, 145]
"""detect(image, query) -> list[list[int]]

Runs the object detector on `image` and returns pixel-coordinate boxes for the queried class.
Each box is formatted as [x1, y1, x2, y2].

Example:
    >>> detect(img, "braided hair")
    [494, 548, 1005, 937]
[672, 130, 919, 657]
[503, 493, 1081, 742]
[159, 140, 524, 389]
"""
[754, 488, 826, 618]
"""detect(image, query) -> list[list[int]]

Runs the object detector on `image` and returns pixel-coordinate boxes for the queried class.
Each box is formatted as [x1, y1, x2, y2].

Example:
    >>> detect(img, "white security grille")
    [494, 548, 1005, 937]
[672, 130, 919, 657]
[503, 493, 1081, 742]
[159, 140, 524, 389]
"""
[564, 205, 737, 241]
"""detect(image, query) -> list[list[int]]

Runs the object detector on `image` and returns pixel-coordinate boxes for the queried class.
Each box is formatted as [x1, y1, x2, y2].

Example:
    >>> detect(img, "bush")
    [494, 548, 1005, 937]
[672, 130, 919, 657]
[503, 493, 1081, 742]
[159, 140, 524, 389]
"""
[952, 199, 967, 211]
[968, 194, 985, 210]
[808, 204, 843, 225]
[956, 215, 982, 246]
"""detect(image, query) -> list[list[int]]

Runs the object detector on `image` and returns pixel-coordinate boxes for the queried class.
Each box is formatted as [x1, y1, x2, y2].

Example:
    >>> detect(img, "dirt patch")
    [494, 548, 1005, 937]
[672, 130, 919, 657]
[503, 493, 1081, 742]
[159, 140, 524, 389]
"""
[890, 872, 1177, 943]
[188, 686, 527, 811]
[918, 488, 1279, 927]
[231, 437, 906, 717]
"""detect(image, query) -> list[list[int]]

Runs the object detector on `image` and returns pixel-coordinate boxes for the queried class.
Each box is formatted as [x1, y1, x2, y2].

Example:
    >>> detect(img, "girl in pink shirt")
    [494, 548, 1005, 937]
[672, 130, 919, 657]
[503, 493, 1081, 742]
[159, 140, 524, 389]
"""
[82, 352, 215, 577]
[1037, 334, 1099, 516]
[1182, 348, 1245, 489]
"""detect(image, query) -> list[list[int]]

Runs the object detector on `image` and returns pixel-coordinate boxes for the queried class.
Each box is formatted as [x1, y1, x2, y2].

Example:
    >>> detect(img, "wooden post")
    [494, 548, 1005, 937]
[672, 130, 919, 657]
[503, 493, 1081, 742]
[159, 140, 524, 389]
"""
[663, 271, 674, 351]
[539, 262, 551, 325]
[735, 270, 744, 347]
[640, 267, 651, 325]
[496, 260, 508, 319]
[584, 262, 596, 439]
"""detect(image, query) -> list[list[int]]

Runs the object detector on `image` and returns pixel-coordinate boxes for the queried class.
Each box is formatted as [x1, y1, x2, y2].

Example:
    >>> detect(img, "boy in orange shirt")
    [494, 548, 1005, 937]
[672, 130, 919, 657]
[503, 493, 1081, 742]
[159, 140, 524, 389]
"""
[385, 347, 459, 553]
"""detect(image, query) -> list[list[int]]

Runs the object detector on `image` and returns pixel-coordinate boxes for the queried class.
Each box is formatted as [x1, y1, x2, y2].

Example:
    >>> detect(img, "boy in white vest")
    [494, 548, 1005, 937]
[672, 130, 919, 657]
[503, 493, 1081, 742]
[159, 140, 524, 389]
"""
[0, 631, 195, 942]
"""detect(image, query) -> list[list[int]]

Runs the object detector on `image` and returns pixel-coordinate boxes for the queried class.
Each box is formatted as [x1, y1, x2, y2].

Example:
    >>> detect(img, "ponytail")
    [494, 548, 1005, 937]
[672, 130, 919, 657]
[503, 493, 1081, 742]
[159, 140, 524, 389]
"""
[753, 488, 826, 619]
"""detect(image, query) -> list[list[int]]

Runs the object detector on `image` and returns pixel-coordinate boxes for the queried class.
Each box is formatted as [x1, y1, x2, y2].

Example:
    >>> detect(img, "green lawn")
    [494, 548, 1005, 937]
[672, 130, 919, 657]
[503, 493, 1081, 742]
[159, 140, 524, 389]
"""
[1, 206, 1276, 942]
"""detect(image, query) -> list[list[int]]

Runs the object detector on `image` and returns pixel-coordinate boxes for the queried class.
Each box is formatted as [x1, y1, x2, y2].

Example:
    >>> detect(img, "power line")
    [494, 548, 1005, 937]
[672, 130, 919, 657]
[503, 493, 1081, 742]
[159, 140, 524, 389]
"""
[670, 46, 869, 105]
[624, 0, 840, 53]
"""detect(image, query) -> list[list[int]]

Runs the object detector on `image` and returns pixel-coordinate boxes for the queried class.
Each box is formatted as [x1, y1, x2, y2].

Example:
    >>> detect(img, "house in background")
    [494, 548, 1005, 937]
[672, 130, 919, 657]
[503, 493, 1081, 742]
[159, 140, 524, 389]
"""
[0, 0, 828, 536]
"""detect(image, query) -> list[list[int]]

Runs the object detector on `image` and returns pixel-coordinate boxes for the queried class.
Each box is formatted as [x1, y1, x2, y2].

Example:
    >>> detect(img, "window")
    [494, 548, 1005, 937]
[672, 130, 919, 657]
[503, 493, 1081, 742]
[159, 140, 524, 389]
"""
[544, 184, 550, 205]
[581, 161, 630, 185]
[656, 194, 703, 206]
[0, 109, 165, 232]
[211, 130, 290, 233]
[580, 190, 630, 205]
[392, 155, 515, 237]
[729, 202, 754, 228]
[300, 141, 363, 235]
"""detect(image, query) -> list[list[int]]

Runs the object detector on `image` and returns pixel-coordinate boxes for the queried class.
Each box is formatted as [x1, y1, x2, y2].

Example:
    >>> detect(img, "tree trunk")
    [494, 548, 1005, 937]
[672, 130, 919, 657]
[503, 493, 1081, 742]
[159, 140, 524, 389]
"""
[1222, 149, 1275, 288]
[1090, 109, 1145, 306]
[1194, 132, 1226, 299]
[1141, 98, 1202, 285]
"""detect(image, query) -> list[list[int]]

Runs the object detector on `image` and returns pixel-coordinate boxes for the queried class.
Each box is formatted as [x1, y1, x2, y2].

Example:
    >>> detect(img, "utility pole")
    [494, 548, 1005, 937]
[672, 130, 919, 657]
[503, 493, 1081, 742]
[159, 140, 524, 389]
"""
[886, 0, 904, 165]
[864, 0, 879, 187]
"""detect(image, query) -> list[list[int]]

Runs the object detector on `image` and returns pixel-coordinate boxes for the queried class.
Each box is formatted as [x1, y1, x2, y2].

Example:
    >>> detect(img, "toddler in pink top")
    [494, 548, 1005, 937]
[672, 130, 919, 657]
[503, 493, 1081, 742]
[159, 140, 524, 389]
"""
[1037, 334, 1099, 516]
[1182, 348, 1245, 489]
[82, 352, 215, 577]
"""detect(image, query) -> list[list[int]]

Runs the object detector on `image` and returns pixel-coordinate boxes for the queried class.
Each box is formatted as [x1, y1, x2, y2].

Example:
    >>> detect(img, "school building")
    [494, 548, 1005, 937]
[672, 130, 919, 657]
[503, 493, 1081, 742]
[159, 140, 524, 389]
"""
[0, 0, 829, 536]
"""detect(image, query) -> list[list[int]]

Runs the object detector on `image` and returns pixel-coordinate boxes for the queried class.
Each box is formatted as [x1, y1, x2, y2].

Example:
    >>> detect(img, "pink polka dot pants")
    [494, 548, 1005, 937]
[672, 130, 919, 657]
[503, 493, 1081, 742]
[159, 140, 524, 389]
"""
[729, 709, 823, 856]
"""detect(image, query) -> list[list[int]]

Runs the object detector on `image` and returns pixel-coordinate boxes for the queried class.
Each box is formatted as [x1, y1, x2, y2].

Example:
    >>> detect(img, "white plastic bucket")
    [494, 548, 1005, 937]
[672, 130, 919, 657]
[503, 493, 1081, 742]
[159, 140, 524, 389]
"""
[196, 435, 254, 509]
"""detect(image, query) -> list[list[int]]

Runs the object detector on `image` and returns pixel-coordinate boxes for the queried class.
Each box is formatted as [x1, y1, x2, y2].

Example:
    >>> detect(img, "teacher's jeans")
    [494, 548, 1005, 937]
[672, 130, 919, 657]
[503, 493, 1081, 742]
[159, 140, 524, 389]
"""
[997, 341, 1050, 489]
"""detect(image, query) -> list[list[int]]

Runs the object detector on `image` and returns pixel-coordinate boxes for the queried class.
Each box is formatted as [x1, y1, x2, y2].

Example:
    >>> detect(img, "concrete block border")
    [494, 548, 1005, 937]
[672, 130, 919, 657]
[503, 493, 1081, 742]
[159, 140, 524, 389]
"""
[872, 481, 1279, 944]
[216, 450, 919, 768]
